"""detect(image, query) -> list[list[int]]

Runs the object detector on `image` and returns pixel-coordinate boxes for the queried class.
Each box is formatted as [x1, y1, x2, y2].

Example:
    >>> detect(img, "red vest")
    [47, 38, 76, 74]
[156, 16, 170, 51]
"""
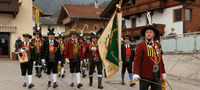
[49, 44, 55, 54]
[126, 47, 131, 56]
[24, 45, 30, 55]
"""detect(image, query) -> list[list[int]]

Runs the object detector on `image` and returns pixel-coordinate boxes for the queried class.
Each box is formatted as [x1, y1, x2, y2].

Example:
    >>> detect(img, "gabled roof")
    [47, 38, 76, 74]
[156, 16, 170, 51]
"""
[57, 4, 105, 24]
[40, 17, 57, 25]
[32, 4, 44, 14]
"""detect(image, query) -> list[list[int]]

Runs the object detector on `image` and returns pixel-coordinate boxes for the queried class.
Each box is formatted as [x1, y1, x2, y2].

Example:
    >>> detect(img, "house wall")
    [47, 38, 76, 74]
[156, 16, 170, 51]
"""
[124, 5, 184, 38]
[64, 18, 107, 35]
[185, 1, 200, 32]
[40, 25, 66, 36]
[0, 0, 33, 58]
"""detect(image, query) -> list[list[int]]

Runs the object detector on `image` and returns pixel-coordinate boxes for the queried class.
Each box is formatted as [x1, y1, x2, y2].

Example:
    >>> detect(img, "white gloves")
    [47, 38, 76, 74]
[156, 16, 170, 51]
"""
[58, 61, 61, 64]
[81, 61, 83, 65]
[91, 47, 97, 51]
[162, 73, 167, 79]
[42, 59, 45, 64]
[133, 74, 140, 81]
[119, 62, 122, 67]
[65, 58, 69, 62]
[20, 48, 25, 53]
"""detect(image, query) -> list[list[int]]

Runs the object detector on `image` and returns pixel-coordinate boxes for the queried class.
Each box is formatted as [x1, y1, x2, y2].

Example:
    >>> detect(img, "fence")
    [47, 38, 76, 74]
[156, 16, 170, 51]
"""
[160, 32, 200, 53]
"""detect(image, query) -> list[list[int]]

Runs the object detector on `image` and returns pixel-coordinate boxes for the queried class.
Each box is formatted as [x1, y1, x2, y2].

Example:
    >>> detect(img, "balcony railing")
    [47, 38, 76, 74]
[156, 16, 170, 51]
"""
[0, 0, 19, 18]
[122, 24, 165, 37]
[122, 0, 166, 16]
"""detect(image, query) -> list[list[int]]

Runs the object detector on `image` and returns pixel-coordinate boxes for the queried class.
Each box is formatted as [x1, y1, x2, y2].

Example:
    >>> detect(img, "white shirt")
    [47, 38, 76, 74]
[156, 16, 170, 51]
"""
[146, 40, 154, 45]
[125, 43, 130, 48]
[36, 38, 40, 40]
[72, 38, 77, 43]
[49, 40, 54, 45]
[24, 42, 29, 45]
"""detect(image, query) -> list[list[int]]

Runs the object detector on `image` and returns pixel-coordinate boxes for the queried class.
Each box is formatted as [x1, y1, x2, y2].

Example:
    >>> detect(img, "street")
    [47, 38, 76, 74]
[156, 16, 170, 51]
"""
[0, 58, 200, 90]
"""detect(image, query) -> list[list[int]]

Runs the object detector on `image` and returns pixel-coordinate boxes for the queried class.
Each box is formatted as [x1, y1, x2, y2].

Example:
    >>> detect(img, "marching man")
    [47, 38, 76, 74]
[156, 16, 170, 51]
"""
[57, 33, 67, 78]
[133, 25, 166, 90]
[64, 29, 83, 88]
[84, 33, 103, 89]
[31, 30, 43, 78]
[121, 35, 136, 87]
[41, 28, 61, 88]
[79, 36, 87, 78]
[16, 33, 35, 89]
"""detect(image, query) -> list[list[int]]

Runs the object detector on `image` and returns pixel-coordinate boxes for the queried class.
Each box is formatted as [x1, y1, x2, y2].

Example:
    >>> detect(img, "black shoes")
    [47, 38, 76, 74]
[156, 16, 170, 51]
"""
[121, 81, 125, 85]
[98, 77, 103, 89]
[47, 81, 51, 87]
[37, 67, 42, 78]
[130, 83, 136, 87]
[89, 82, 92, 86]
[61, 74, 65, 78]
[77, 83, 83, 88]
[70, 82, 74, 87]
[82, 69, 87, 78]
[89, 76, 93, 86]
[53, 82, 58, 88]
[28, 83, 34, 89]
[23, 83, 27, 87]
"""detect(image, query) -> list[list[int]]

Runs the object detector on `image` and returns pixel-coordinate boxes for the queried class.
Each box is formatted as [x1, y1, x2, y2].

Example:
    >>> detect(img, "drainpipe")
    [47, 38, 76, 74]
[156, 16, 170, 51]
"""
[193, 33, 197, 52]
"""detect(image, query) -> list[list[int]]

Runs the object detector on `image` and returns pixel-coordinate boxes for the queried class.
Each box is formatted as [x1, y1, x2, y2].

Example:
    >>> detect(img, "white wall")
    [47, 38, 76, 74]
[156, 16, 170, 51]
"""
[152, 5, 183, 36]
[0, 0, 33, 58]
[41, 25, 66, 36]
[124, 5, 183, 38]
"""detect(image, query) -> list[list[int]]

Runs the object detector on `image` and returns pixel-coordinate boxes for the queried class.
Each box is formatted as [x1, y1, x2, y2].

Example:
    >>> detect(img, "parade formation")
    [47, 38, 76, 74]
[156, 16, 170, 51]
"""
[14, 0, 168, 90]
[15, 26, 167, 90]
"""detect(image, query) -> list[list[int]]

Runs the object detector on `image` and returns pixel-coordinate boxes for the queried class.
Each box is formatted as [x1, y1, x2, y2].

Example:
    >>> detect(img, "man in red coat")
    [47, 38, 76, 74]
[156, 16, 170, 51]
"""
[64, 29, 83, 88]
[133, 25, 166, 90]
[79, 36, 87, 78]
[84, 34, 103, 89]
[31, 30, 43, 78]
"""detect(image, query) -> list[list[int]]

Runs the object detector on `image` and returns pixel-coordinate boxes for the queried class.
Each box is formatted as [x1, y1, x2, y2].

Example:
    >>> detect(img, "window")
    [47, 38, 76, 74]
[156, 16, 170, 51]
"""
[126, 0, 131, 6]
[84, 24, 88, 29]
[132, 18, 136, 28]
[132, 0, 135, 4]
[122, 20, 126, 29]
[94, 25, 98, 30]
[185, 9, 191, 21]
[174, 9, 182, 22]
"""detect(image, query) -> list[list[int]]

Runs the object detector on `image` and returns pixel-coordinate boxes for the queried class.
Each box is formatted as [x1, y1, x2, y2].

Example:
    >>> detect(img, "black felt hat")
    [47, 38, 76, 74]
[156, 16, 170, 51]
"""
[141, 25, 159, 38]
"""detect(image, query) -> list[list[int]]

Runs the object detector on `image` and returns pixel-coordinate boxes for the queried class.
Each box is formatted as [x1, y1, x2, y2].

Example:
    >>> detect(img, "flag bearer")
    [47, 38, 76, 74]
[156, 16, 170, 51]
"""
[84, 34, 103, 89]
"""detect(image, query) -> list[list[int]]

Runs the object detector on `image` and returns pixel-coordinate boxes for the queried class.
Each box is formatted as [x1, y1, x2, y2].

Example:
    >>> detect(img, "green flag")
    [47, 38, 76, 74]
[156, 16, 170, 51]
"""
[105, 14, 119, 67]
[98, 11, 122, 78]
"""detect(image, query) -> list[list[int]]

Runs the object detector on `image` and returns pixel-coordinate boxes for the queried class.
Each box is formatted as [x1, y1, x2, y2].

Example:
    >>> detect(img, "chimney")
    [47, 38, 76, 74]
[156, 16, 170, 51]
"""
[95, 0, 98, 9]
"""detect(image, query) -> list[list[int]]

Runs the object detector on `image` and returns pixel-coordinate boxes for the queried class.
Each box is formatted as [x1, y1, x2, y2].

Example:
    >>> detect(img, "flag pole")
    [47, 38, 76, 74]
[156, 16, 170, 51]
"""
[117, 0, 123, 62]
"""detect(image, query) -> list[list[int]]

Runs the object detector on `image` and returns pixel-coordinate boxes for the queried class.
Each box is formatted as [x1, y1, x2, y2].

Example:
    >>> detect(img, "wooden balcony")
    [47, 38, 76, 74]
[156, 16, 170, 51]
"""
[122, 0, 166, 16]
[122, 24, 165, 37]
[0, 0, 20, 18]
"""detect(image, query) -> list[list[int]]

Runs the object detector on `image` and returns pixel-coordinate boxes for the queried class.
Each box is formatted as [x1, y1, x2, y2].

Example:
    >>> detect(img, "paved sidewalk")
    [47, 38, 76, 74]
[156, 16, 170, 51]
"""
[0, 58, 200, 90]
